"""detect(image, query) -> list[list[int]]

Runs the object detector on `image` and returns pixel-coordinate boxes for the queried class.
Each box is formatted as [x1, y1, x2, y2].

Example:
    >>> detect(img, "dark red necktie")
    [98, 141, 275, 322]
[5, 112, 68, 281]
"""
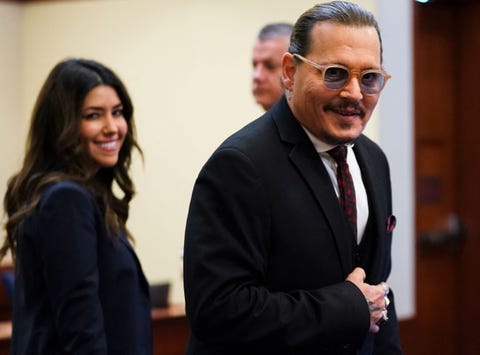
[328, 145, 357, 236]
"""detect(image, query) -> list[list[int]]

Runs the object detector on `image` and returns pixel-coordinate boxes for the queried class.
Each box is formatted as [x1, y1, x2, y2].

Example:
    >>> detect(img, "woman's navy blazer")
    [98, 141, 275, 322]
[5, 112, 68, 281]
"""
[11, 181, 152, 354]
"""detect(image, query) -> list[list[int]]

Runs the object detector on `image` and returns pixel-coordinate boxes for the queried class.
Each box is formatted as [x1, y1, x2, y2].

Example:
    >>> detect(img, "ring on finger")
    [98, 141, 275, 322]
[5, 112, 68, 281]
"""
[376, 309, 389, 326]
[381, 309, 389, 323]
[385, 295, 390, 308]
[381, 282, 390, 296]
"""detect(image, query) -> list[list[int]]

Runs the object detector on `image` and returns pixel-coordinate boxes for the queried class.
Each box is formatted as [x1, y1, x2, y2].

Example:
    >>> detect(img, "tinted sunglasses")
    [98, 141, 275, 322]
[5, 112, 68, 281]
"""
[293, 53, 391, 95]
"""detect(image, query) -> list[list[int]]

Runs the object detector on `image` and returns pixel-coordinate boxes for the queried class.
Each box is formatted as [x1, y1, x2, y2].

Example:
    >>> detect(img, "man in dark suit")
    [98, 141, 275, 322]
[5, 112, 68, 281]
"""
[183, 1, 402, 354]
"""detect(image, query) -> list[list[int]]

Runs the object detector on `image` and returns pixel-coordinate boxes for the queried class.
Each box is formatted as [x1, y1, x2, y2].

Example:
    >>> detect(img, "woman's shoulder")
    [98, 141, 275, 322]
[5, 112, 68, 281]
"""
[42, 180, 88, 196]
[39, 181, 95, 208]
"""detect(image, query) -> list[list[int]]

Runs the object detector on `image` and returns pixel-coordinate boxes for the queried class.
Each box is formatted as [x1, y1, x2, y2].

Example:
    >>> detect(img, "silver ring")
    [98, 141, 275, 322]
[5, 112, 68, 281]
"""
[381, 282, 390, 296]
[382, 309, 389, 322]
[385, 295, 390, 308]
[376, 309, 389, 326]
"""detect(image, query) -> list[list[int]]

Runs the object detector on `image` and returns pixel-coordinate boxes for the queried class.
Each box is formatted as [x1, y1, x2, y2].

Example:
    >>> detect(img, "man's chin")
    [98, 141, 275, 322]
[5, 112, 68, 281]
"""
[256, 99, 272, 111]
[324, 129, 363, 145]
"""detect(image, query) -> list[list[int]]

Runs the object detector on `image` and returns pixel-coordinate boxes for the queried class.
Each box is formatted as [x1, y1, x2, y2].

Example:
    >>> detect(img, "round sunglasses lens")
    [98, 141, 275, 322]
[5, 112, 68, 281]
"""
[324, 67, 349, 89]
[361, 72, 385, 94]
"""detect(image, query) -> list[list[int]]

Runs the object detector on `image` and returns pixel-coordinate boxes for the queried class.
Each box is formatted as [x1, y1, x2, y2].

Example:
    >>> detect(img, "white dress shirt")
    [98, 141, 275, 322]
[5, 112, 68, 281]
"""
[302, 128, 369, 244]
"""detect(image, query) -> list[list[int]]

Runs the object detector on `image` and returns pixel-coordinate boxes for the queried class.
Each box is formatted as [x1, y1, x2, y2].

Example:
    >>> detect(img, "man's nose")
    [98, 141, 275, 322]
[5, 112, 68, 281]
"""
[339, 75, 363, 101]
[252, 65, 265, 81]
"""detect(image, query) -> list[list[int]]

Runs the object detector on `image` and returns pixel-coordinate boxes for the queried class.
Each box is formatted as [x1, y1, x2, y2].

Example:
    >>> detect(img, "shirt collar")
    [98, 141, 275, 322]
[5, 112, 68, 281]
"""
[301, 126, 355, 153]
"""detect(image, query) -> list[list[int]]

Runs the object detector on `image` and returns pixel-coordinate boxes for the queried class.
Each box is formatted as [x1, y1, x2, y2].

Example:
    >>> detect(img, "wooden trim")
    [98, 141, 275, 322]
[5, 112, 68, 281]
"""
[398, 317, 416, 354]
[0, 265, 13, 322]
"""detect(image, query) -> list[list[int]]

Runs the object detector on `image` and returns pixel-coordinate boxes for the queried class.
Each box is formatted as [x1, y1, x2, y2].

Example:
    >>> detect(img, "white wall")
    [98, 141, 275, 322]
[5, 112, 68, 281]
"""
[378, 0, 415, 319]
[0, 2, 23, 266]
[2, 0, 414, 318]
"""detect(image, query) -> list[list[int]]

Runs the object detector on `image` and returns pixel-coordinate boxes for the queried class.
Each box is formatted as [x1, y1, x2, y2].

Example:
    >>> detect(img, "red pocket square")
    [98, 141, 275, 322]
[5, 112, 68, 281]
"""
[386, 215, 396, 232]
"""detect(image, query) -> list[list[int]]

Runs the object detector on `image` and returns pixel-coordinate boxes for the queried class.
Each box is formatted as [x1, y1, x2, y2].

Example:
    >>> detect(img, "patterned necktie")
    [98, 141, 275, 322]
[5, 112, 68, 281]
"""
[328, 145, 357, 237]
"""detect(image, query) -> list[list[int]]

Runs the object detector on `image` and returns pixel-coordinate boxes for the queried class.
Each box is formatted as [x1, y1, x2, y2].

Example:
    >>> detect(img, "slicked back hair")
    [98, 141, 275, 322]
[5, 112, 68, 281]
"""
[289, 1, 383, 63]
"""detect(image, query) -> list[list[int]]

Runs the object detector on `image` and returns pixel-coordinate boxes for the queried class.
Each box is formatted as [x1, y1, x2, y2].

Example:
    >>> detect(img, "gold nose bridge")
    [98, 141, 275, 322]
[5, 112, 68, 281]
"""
[339, 68, 363, 92]
[349, 68, 362, 79]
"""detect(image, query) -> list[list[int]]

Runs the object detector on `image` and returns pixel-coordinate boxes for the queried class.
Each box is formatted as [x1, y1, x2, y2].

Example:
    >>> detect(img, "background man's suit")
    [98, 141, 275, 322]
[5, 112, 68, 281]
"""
[184, 97, 402, 354]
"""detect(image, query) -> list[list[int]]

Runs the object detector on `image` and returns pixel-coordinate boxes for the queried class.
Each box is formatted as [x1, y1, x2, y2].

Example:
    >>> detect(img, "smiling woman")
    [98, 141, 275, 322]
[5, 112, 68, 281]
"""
[80, 85, 128, 171]
[0, 58, 152, 354]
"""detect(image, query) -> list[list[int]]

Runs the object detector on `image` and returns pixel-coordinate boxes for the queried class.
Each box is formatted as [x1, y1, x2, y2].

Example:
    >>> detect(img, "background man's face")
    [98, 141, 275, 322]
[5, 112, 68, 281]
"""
[252, 37, 289, 111]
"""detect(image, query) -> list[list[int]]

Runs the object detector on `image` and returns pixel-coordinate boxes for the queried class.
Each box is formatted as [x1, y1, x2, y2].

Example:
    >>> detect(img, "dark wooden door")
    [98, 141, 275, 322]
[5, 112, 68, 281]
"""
[400, 1, 480, 354]
[457, 3, 480, 354]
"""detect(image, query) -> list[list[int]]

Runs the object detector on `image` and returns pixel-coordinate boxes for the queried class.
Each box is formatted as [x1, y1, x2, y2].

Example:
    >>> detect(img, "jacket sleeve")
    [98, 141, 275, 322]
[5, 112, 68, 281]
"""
[183, 147, 371, 351]
[36, 183, 107, 353]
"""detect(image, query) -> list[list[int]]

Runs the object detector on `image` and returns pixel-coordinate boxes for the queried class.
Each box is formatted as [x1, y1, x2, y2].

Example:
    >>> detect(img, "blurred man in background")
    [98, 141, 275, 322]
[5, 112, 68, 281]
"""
[251, 23, 293, 111]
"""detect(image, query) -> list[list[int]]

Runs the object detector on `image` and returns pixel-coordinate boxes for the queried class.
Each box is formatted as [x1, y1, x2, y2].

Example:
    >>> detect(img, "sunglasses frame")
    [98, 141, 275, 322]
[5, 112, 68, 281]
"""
[292, 53, 391, 95]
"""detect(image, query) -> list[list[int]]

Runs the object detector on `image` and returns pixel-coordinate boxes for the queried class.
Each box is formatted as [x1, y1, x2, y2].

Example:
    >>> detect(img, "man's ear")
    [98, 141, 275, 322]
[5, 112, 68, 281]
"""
[281, 53, 296, 91]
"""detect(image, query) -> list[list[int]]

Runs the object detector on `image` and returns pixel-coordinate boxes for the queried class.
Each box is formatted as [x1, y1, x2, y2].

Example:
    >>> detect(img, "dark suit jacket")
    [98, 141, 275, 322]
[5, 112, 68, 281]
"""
[12, 181, 152, 354]
[183, 97, 402, 354]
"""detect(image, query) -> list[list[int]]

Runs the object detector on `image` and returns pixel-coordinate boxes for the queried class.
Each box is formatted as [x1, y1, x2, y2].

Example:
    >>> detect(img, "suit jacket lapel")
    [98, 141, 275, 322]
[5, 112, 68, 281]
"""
[271, 97, 354, 276]
[353, 139, 387, 282]
[119, 234, 151, 295]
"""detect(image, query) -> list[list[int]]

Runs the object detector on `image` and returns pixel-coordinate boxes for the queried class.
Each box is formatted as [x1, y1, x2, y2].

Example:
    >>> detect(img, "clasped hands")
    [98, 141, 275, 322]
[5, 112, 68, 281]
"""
[346, 267, 390, 334]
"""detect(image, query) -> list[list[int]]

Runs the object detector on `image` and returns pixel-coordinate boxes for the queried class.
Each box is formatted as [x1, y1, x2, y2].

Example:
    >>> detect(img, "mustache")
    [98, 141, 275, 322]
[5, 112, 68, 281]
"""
[324, 100, 365, 117]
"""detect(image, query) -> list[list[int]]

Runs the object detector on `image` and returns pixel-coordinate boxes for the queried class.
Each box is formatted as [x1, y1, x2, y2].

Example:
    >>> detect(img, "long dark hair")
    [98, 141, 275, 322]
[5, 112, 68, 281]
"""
[1, 58, 142, 260]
